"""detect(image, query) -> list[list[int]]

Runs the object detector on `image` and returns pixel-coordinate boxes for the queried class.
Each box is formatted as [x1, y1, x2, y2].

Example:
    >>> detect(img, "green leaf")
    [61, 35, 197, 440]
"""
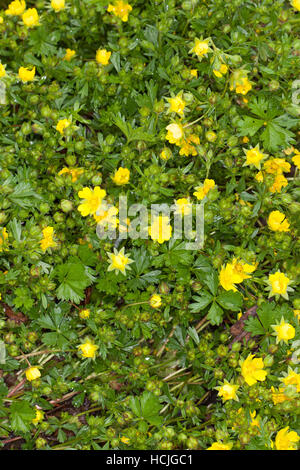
[10, 401, 35, 433]
[217, 291, 243, 311]
[55, 262, 92, 303]
[203, 271, 218, 296]
[237, 116, 264, 136]
[189, 292, 213, 312]
[207, 302, 223, 325]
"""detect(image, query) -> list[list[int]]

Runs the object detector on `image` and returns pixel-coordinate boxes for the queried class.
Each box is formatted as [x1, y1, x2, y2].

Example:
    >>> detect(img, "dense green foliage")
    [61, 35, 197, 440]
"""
[0, 0, 299, 451]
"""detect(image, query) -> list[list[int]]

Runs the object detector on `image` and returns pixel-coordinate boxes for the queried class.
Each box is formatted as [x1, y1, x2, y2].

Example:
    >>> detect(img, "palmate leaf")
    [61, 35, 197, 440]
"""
[10, 401, 35, 433]
[55, 262, 93, 303]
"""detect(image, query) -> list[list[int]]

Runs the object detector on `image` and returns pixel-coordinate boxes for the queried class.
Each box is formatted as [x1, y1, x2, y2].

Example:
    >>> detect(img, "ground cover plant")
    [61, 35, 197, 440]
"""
[0, 0, 300, 451]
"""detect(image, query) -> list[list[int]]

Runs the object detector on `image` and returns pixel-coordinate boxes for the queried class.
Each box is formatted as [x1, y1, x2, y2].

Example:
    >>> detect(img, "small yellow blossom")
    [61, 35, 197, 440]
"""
[280, 368, 300, 393]
[275, 427, 299, 450]
[190, 69, 198, 78]
[271, 386, 290, 405]
[213, 63, 228, 77]
[107, 247, 133, 275]
[56, 118, 71, 135]
[167, 92, 186, 116]
[0, 64, 6, 78]
[40, 226, 56, 251]
[32, 408, 44, 425]
[255, 171, 264, 182]
[165, 123, 184, 144]
[112, 167, 130, 185]
[268, 271, 291, 298]
[250, 410, 260, 428]
[292, 150, 300, 169]
[96, 49, 111, 65]
[219, 258, 256, 291]
[267, 211, 290, 232]
[244, 145, 266, 169]
[107, 1, 132, 22]
[78, 186, 106, 217]
[240, 354, 267, 386]
[193, 179, 215, 200]
[120, 436, 130, 445]
[291, 0, 300, 11]
[207, 442, 232, 450]
[78, 341, 98, 359]
[191, 38, 210, 57]
[25, 366, 41, 381]
[51, 0, 65, 12]
[269, 173, 288, 193]
[58, 167, 83, 182]
[294, 310, 300, 322]
[160, 147, 172, 160]
[64, 48, 76, 61]
[149, 215, 172, 244]
[235, 76, 252, 95]
[264, 158, 291, 175]
[216, 381, 239, 402]
[18, 66, 35, 82]
[174, 198, 192, 216]
[5, 0, 26, 16]
[179, 134, 200, 156]
[22, 8, 39, 27]
[242, 136, 249, 144]
[272, 317, 295, 344]
[79, 309, 90, 319]
[149, 294, 162, 309]
[0, 228, 8, 252]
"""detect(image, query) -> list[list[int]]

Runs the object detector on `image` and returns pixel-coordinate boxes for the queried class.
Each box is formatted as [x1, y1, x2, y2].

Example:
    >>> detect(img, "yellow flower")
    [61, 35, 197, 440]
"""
[112, 167, 130, 185]
[18, 66, 35, 82]
[179, 134, 200, 156]
[5, 0, 26, 16]
[40, 226, 56, 251]
[0, 228, 8, 252]
[280, 368, 300, 393]
[167, 92, 186, 116]
[107, 1, 132, 22]
[22, 8, 39, 27]
[213, 63, 228, 77]
[292, 152, 300, 169]
[255, 171, 264, 182]
[207, 442, 232, 450]
[271, 386, 290, 405]
[291, 0, 300, 11]
[240, 354, 267, 386]
[272, 317, 295, 344]
[213, 69, 222, 78]
[160, 147, 172, 160]
[25, 366, 41, 381]
[96, 49, 111, 65]
[78, 186, 106, 217]
[0, 16, 3, 23]
[269, 173, 288, 193]
[148, 215, 172, 244]
[174, 198, 192, 216]
[78, 341, 98, 359]
[56, 118, 71, 135]
[275, 427, 299, 450]
[149, 294, 162, 309]
[191, 38, 210, 57]
[0, 64, 6, 78]
[267, 211, 290, 232]
[51, 0, 65, 11]
[244, 145, 266, 169]
[193, 179, 215, 200]
[219, 258, 256, 291]
[235, 77, 252, 95]
[250, 410, 260, 428]
[107, 247, 133, 275]
[216, 381, 239, 402]
[64, 48, 76, 61]
[294, 310, 300, 322]
[79, 309, 90, 319]
[264, 158, 291, 175]
[268, 271, 291, 297]
[165, 123, 184, 144]
[242, 136, 249, 144]
[58, 167, 83, 182]
[190, 69, 198, 78]
[120, 436, 130, 445]
[32, 408, 44, 425]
